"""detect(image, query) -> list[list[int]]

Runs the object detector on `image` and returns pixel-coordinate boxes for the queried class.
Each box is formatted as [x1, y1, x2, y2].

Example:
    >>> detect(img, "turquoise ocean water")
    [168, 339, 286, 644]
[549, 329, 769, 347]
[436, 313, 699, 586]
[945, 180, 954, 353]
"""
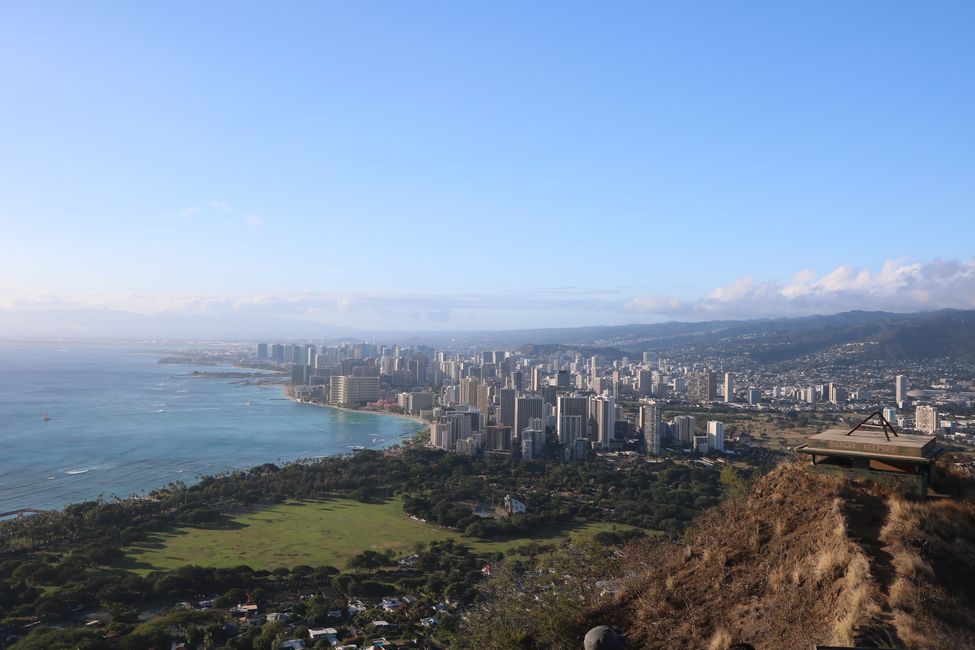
[0, 343, 426, 513]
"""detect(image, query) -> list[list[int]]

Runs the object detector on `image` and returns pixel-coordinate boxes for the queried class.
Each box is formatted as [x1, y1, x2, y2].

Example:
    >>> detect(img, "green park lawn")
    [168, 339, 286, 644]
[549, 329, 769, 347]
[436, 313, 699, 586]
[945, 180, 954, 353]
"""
[119, 497, 646, 573]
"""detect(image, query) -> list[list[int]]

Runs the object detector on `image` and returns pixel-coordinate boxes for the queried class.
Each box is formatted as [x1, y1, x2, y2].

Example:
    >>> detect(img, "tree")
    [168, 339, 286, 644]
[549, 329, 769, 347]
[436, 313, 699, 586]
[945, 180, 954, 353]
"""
[8, 628, 111, 650]
[348, 550, 394, 572]
[463, 541, 620, 649]
[719, 464, 748, 500]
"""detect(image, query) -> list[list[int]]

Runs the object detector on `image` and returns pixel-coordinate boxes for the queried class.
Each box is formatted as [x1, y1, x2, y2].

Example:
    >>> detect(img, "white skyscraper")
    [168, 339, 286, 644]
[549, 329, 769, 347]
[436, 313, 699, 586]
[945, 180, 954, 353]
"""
[707, 420, 725, 451]
[593, 394, 616, 449]
[672, 415, 695, 446]
[805, 386, 817, 405]
[895, 375, 907, 404]
[723, 373, 735, 403]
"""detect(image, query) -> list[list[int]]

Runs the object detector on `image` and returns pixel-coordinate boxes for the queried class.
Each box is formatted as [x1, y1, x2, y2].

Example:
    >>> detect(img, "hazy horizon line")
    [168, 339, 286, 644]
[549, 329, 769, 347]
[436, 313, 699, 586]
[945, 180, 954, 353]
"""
[0, 306, 965, 345]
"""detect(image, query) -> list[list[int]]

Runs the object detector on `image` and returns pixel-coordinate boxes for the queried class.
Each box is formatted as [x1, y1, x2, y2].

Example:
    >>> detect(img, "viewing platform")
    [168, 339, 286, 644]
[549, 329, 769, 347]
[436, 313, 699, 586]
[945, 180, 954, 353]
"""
[796, 413, 944, 496]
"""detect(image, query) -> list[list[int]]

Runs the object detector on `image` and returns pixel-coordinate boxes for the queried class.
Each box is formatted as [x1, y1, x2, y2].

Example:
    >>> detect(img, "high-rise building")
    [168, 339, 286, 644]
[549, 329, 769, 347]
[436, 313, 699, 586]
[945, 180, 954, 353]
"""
[318, 347, 339, 368]
[723, 372, 735, 403]
[557, 396, 589, 445]
[896, 375, 907, 404]
[476, 384, 491, 419]
[637, 369, 653, 392]
[430, 422, 446, 449]
[515, 395, 544, 437]
[443, 385, 458, 406]
[521, 430, 537, 460]
[459, 377, 478, 406]
[525, 424, 545, 456]
[687, 371, 717, 403]
[671, 415, 696, 446]
[915, 405, 938, 433]
[407, 391, 435, 416]
[410, 358, 429, 384]
[481, 363, 497, 380]
[291, 365, 309, 385]
[829, 383, 847, 404]
[555, 369, 571, 389]
[748, 387, 761, 405]
[591, 376, 611, 396]
[558, 414, 585, 446]
[882, 406, 898, 425]
[257, 343, 268, 360]
[511, 370, 524, 392]
[353, 343, 378, 360]
[485, 425, 512, 451]
[436, 410, 475, 451]
[499, 388, 517, 428]
[541, 385, 558, 409]
[351, 364, 379, 378]
[707, 420, 725, 451]
[531, 366, 545, 392]
[593, 395, 616, 448]
[271, 344, 286, 364]
[329, 375, 380, 406]
[640, 401, 663, 455]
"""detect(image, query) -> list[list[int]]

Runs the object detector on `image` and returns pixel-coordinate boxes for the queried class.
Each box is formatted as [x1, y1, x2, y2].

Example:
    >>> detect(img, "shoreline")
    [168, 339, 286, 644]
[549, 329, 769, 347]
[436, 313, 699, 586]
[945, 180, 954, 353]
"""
[283, 388, 431, 432]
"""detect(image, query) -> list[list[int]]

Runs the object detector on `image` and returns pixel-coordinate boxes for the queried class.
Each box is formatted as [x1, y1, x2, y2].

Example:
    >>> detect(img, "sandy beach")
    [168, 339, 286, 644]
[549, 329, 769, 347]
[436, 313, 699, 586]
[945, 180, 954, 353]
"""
[284, 388, 431, 431]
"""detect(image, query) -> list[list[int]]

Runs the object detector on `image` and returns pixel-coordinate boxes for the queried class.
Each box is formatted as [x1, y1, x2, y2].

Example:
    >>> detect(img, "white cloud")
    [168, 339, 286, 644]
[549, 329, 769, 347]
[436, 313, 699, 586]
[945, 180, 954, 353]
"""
[2, 258, 974, 337]
[165, 201, 264, 229]
[0, 287, 623, 337]
[165, 206, 200, 219]
[625, 257, 975, 318]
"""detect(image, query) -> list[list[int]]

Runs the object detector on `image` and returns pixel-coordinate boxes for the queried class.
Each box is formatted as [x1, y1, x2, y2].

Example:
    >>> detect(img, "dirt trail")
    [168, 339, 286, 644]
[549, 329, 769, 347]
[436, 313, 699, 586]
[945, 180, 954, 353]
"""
[839, 488, 904, 648]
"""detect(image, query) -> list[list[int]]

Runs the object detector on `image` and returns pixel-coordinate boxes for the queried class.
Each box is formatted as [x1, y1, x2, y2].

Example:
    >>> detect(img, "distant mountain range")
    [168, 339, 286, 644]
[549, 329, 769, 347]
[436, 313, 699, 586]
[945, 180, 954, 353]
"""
[3, 307, 973, 364]
[426, 309, 975, 364]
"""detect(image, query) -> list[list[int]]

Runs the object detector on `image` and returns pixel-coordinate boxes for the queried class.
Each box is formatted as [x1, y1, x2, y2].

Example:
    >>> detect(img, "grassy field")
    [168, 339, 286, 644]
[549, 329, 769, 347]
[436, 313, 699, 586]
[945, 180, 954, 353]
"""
[119, 497, 646, 574]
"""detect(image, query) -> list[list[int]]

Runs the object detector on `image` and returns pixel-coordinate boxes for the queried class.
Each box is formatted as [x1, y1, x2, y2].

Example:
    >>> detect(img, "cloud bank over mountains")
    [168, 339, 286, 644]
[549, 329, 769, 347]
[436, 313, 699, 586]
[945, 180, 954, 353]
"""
[624, 258, 975, 320]
[1, 258, 973, 338]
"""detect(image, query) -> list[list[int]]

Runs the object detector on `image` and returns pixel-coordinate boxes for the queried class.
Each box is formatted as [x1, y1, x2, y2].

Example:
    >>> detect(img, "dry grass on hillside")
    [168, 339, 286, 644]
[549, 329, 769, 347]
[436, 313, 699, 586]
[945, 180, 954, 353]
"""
[879, 495, 975, 649]
[588, 461, 975, 649]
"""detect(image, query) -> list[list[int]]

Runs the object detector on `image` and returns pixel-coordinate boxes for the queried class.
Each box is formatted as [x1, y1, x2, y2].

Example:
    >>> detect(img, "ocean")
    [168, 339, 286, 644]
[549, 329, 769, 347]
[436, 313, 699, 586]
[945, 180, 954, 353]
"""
[0, 343, 426, 513]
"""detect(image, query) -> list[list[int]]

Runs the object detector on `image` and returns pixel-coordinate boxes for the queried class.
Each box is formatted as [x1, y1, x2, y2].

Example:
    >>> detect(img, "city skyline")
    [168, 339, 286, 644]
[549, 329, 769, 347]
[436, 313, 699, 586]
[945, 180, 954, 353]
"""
[2, 2, 974, 335]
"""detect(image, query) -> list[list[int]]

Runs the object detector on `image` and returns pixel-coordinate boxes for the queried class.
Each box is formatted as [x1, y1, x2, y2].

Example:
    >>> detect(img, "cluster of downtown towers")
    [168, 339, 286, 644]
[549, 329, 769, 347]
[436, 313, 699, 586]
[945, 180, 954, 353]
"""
[257, 342, 729, 461]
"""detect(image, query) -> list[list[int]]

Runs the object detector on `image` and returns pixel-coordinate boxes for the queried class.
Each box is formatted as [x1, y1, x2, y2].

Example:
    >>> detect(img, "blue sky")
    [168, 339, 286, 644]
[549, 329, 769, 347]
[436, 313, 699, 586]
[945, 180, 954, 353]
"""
[1, 2, 973, 335]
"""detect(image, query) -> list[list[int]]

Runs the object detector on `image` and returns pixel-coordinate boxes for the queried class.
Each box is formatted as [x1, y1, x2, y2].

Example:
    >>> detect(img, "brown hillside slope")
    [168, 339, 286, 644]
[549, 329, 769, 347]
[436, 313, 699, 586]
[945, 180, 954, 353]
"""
[590, 462, 975, 649]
